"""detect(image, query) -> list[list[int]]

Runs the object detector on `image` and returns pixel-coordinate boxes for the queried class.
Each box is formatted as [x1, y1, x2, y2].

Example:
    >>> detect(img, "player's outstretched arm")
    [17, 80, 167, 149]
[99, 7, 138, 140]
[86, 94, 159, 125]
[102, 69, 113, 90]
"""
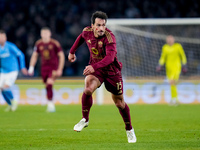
[28, 51, 38, 76]
[56, 51, 65, 77]
[68, 53, 76, 63]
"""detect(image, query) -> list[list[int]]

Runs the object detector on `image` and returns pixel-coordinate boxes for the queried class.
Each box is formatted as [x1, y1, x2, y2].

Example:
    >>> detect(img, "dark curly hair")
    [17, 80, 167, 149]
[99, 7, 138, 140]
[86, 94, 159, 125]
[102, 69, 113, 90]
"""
[91, 11, 108, 24]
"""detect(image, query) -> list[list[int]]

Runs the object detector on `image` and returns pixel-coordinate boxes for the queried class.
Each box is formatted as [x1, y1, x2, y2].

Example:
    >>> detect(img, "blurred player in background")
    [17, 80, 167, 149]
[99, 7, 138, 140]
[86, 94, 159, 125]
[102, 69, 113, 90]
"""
[68, 11, 136, 143]
[156, 35, 187, 105]
[0, 30, 28, 111]
[28, 27, 65, 112]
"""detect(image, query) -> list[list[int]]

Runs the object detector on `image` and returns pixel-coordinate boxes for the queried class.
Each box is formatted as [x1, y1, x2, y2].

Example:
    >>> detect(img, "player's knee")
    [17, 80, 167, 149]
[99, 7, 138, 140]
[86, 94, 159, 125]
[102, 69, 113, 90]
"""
[84, 87, 93, 95]
[47, 78, 54, 85]
[115, 100, 125, 109]
[170, 80, 176, 85]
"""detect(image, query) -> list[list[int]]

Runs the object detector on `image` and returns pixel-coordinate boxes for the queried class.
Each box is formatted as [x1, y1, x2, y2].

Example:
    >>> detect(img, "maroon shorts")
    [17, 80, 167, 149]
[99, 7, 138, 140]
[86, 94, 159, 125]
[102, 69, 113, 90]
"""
[41, 69, 55, 83]
[91, 70, 123, 95]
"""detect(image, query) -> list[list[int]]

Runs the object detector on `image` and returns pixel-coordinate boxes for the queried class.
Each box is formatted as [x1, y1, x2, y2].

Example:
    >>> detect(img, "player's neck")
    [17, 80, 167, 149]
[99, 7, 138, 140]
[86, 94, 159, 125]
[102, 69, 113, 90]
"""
[168, 42, 174, 46]
[42, 38, 50, 43]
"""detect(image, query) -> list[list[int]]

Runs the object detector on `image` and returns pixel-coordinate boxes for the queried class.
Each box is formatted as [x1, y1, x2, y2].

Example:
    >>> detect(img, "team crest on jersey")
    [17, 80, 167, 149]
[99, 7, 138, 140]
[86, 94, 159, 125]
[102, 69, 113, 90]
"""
[87, 40, 91, 44]
[39, 46, 44, 51]
[43, 50, 50, 60]
[48, 44, 53, 50]
[98, 41, 103, 48]
[91, 48, 98, 55]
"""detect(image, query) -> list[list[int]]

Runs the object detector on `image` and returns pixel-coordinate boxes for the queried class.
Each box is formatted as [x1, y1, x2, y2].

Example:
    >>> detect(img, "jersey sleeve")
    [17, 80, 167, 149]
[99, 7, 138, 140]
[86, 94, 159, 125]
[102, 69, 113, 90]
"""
[178, 44, 187, 65]
[33, 40, 42, 53]
[52, 39, 63, 53]
[159, 46, 166, 66]
[10, 44, 26, 69]
[56, 42, 62, 53]
[69, 33, 85, 54]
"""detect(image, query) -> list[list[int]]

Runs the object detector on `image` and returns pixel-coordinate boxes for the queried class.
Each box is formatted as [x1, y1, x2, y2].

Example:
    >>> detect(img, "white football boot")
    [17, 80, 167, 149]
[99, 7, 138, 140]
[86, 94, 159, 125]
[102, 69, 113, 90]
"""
[47, 101, 56, 112]
[5, 105, 12, 112]
[126, 129, 137, 143]
[169, 98, 179, 106]
[74, 118, 89, 132]
[11, 100, 18, 111]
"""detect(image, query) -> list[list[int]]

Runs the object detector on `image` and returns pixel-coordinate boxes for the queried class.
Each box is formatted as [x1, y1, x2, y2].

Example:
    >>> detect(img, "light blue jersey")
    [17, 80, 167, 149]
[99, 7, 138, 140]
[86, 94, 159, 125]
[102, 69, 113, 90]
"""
[0, 41, 26, 73]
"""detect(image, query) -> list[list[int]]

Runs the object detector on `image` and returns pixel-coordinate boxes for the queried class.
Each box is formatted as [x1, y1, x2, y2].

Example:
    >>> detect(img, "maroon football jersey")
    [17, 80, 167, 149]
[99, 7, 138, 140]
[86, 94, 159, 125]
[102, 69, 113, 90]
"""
[34, 38, 62, 71]
[70, 27, 122, 75]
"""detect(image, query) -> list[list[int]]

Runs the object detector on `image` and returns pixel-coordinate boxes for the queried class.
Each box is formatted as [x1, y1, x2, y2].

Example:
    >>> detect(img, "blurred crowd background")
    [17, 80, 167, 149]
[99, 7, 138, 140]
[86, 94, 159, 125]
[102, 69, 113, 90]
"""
[0, 0, 200, 76]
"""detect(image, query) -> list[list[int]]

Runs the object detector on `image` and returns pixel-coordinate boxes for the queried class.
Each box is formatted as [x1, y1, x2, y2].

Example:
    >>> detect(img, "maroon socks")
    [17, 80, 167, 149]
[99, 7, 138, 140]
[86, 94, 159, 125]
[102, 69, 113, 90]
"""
[82, 93, 93, 122]
[46, 84, 53, 100]
[119, 103, 132, 130]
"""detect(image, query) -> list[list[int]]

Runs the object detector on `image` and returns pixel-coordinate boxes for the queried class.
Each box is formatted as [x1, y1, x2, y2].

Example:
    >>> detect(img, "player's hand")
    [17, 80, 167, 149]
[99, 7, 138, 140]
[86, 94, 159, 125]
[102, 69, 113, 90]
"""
[28, 66, 34, 76]
[21, 68, 28, 76]
[182, 65, 187, 74]
[156, 65, 162, 72]
[52, 69, 62, 79]
[56, 69, 63, 77]
[83, 65, 95, 76]
[68, 53, 76, 62]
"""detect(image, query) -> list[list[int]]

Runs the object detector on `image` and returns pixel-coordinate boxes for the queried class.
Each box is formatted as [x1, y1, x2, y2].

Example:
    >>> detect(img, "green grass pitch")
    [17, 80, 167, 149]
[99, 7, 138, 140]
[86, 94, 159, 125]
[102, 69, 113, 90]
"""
[0, 104, 199, 150]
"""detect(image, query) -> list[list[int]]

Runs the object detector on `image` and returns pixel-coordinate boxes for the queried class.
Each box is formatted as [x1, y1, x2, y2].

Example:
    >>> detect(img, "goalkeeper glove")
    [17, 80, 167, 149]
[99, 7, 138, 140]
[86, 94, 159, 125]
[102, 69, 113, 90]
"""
[182, 65, 187, 74]
[156, 65, 162, 72]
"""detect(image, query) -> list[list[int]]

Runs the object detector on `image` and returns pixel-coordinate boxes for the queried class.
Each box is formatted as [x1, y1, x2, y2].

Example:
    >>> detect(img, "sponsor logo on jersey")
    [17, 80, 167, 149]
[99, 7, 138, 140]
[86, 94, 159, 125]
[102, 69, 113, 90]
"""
[91, 47, 98, 55]
[0, 52, 10, 58]
[43, 50, 50, 60]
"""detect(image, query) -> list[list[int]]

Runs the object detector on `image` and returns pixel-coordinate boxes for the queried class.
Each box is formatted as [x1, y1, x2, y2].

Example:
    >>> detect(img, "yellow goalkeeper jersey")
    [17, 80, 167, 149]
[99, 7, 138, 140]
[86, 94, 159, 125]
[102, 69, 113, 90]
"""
[159, 43, 187, 71]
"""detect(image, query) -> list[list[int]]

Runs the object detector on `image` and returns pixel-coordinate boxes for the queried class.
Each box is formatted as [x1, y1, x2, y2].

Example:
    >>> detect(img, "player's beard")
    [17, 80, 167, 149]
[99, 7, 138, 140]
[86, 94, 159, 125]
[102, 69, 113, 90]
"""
[98, 30, 105, 37]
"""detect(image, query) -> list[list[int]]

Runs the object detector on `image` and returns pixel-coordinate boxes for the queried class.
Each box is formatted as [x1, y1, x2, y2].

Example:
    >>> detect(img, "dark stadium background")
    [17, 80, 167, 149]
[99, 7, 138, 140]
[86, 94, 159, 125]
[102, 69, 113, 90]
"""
[0, 0, 199, 76]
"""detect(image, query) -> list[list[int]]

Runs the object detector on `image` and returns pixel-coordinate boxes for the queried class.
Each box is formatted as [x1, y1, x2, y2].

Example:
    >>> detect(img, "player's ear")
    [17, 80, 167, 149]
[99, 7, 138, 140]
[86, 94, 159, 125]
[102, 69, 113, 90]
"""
[91, 24, 95, 30]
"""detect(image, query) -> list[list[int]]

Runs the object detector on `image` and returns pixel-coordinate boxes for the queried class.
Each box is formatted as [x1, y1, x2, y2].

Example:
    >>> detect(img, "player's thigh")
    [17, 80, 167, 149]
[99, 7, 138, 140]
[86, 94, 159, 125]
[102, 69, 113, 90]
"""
[46, 72, 56, 85]
[3, 71, 18, 88]
[0, 73, 5, 88]
[104, 73, 123, 95]
[84, 75, 101, 94]
[41, 69, 52, 84]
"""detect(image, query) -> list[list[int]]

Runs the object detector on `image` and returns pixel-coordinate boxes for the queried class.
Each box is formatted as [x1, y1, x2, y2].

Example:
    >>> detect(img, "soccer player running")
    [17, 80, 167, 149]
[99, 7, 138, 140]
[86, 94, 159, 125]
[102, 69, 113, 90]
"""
[156, 35, 187, 105]
[0, 30, 28, 111]
[68, 11, 136, 143]
[28, 27, 65, 112]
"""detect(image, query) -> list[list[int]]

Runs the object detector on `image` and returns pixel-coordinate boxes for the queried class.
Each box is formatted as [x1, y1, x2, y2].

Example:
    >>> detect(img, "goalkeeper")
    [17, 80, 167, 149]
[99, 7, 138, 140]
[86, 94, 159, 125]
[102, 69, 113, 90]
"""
[156, 35, 187, 105]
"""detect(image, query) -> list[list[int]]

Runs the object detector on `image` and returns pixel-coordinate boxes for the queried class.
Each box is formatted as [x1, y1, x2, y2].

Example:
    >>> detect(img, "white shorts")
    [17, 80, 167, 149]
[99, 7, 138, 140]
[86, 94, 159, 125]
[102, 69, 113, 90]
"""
[0, 71, 18, 88]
